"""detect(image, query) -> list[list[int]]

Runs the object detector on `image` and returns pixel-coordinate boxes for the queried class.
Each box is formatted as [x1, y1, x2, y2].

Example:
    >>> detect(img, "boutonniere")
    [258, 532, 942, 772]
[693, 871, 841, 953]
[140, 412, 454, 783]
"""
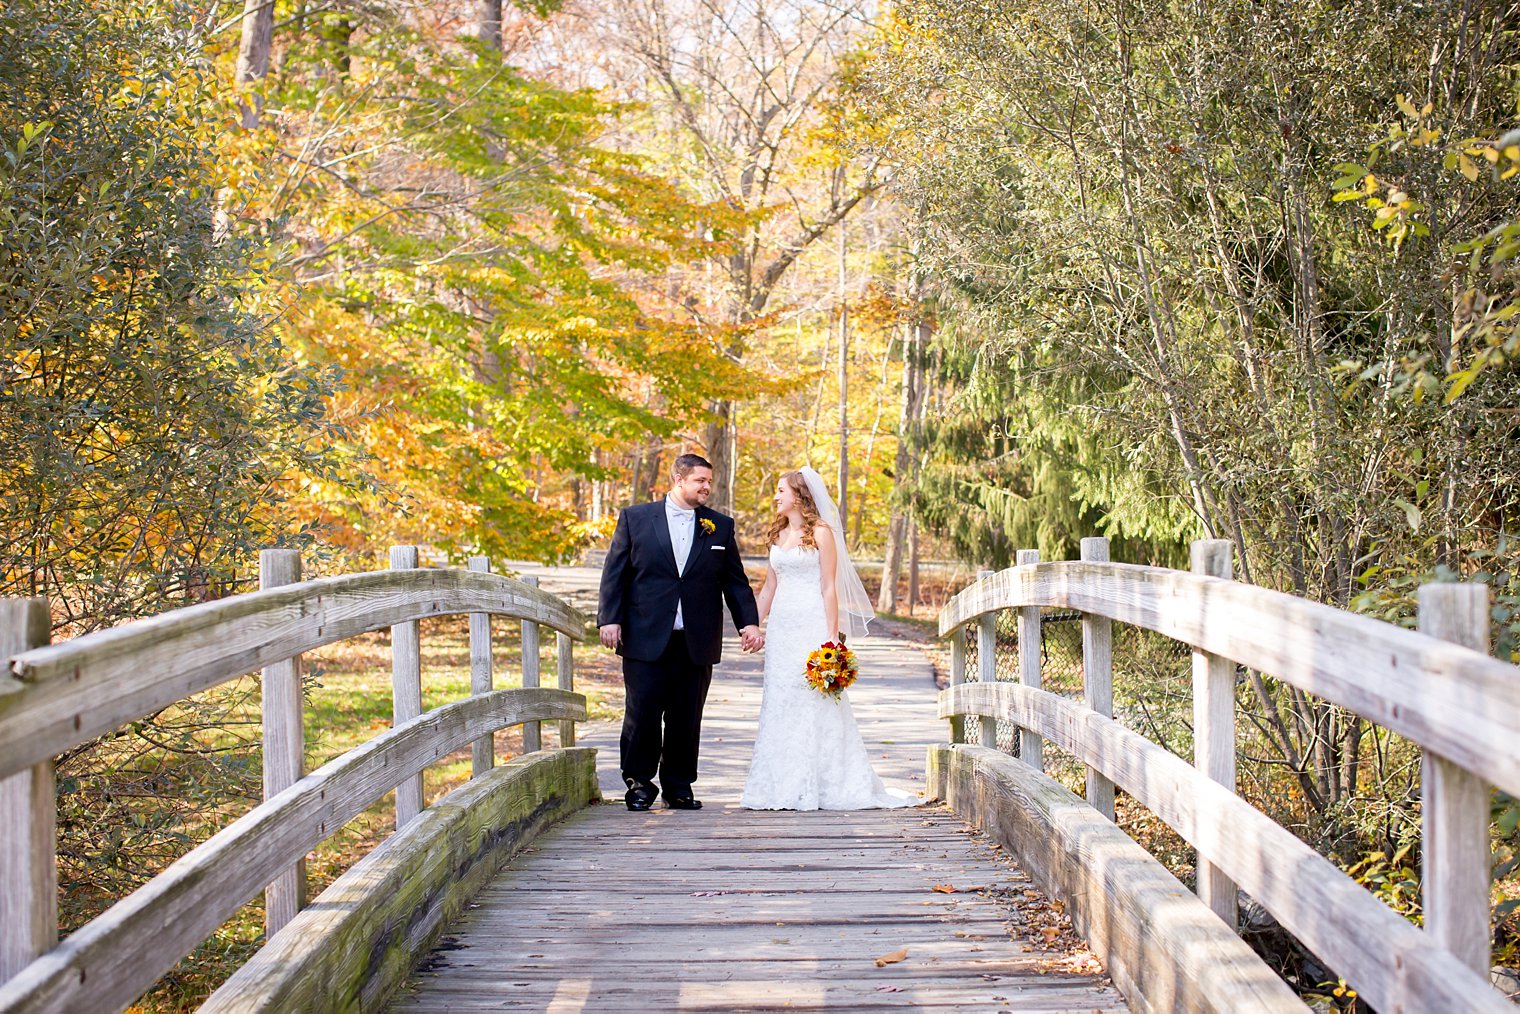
[698, 517, 717, 537]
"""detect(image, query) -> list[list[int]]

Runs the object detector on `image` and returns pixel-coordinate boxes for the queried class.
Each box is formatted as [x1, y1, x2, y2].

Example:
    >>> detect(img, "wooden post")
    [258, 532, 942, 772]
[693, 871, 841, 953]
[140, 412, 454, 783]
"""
[389, 546, 424, 827]
[468, 556, 494, 777]
[259, 550, 306, 937]
[948, 626, 967, 744]
[976, 569, 997, 750]
[1080, 538, 1115, 820]
[1418, 583, 1491, 975]
[1191, 539, 1238, 927]
[1016, 549, 1043, 771]
[557, 632, 575, 747]
[521, 575, 542, 753]
[0, 599, 53, 980]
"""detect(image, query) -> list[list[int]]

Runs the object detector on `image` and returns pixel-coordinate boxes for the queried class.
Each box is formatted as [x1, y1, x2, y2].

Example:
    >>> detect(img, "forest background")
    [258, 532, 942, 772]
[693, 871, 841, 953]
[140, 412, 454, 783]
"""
[3, 0, 1520, 1007]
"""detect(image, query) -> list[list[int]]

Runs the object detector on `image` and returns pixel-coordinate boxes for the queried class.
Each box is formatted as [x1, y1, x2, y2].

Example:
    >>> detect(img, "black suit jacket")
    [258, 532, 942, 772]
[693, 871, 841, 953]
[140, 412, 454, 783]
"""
[596, 500, 760, 664]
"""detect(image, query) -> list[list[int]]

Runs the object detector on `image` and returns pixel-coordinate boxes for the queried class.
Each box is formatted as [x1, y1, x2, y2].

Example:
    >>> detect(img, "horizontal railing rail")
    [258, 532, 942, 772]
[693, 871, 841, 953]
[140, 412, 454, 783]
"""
[938, 559, 1520, 797]
[0, 546, 596, 1013]
[0, 568, 588, 781]
[940, 681, 1507, 1013]
[937, 538, 1519, 1014]
[0, 687, 584, 1014]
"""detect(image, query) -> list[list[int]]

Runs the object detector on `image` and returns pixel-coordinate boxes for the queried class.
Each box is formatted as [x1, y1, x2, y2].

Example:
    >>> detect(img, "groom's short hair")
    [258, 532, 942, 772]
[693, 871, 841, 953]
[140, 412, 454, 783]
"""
[672, 453, 712, 479]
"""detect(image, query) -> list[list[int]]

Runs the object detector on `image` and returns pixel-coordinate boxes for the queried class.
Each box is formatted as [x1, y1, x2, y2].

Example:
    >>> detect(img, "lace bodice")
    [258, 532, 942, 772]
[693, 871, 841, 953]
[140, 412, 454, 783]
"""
[768, 544, 825, 624]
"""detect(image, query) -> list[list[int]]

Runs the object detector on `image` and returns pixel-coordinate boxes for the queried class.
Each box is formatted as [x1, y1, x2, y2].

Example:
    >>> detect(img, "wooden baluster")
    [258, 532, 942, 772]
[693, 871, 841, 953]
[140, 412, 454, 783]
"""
[1080, 537, 1115, 819]
[1191, 538, 1237, 927]
[0, 599, 52, 981]
[1016, 549, 1043, 770]
[468, 556, 494, 777]
[948, 625, 967, 745]
[389, 545, 424, 827]
[521, 574, 542, 753]
[1418, 583, 1491, 975]
[976, 569, 997, 749]
[260, 549, 306, 936]
[557, 632, 575, 747]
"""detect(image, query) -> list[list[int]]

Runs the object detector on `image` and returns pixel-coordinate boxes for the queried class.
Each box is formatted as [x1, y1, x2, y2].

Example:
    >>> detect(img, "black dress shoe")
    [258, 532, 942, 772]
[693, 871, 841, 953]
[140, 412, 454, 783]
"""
[664, 796, 702, 810]
[624, 785, 657, 811]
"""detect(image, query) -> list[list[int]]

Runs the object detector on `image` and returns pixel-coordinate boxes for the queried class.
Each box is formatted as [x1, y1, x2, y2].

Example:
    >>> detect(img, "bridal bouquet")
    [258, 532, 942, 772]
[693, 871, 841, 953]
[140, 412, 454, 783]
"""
[805, 635, 858, 698]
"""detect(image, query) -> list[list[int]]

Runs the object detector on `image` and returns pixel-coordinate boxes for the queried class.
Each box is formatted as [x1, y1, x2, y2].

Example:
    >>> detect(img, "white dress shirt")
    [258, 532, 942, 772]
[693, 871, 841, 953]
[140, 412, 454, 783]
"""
[665, 495, 695, 630]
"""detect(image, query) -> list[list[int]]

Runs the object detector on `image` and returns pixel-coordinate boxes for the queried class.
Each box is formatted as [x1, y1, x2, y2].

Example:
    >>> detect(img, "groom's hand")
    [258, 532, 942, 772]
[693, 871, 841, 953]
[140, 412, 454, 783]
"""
[598, 623, 622, 650]
[740, 625, 763, 652]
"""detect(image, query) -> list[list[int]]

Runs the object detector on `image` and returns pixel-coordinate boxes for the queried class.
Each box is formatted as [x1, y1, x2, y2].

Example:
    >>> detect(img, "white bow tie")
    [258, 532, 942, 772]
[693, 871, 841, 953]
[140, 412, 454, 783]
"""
[666, 502, 694, 520]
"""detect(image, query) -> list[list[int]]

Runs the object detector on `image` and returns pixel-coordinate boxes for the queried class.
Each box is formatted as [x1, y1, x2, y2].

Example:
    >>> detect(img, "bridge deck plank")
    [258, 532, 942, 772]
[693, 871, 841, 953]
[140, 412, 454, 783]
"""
[391, 804, 1126, 1012]
[391, 588, 1125, 1013]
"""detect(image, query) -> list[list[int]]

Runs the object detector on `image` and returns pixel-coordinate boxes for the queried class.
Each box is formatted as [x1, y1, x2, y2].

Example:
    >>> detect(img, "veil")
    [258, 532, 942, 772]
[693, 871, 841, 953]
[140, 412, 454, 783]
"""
[797, 466, 875, 640]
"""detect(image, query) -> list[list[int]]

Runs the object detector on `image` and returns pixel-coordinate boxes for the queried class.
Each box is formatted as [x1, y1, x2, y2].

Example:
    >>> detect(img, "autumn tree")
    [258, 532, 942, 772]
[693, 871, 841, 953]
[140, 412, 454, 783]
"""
[528, 0, 889, 511]
[217, 0, 771, 560]
[0, 0, 359, 956]
[0, 0, 346, 632]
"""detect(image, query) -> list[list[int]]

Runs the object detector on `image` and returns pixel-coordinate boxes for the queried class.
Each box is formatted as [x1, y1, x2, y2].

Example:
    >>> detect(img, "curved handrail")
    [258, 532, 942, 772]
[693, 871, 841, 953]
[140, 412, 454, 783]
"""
[938, 560, 1520, 797]
[0, 569, 589, 781]
[0, 686, 586, 1014]
[939, 681, 1510, 1014]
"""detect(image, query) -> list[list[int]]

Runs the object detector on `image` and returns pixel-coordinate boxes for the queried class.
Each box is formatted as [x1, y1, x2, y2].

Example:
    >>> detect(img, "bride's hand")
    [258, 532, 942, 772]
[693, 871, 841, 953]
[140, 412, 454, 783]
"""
[740, 625, 764, 652]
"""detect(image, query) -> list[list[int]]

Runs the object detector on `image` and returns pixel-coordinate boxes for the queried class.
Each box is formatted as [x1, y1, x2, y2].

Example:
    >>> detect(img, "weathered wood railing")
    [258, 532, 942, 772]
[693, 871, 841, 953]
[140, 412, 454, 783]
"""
[0, 547, 594, 1014]
[936, 537, 1519, 1014]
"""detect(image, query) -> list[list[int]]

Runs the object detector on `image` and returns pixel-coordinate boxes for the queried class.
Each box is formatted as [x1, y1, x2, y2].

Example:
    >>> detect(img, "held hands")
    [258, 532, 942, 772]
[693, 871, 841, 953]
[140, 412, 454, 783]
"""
[602, 622, 764, 653]
[740, 625, 765, 653]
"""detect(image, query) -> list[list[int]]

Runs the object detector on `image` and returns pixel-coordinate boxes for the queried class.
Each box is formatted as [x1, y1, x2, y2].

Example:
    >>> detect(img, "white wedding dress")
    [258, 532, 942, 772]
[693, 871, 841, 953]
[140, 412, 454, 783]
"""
[740, 545, 917, 810]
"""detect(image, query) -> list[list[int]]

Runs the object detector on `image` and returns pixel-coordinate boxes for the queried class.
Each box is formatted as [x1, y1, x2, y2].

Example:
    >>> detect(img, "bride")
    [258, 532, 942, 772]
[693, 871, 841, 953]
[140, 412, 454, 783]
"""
[740, 467, 916, 811]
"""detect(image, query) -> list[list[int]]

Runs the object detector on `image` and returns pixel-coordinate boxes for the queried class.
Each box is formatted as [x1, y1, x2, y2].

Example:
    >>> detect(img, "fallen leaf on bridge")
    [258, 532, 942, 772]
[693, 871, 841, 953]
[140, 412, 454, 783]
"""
[875, 985, 903, 992]
[874, 947, 909, 967]
[931, 884, 957, 893]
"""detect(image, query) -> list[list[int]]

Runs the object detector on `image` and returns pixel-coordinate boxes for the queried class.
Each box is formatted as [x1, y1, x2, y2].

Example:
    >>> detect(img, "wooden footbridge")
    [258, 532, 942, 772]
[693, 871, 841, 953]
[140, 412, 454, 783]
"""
[0, 539, 1517, 1012]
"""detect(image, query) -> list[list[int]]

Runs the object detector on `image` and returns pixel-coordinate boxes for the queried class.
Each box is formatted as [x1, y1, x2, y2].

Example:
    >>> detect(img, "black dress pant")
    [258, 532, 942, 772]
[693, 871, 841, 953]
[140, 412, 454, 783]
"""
[620, 631, 713, 798]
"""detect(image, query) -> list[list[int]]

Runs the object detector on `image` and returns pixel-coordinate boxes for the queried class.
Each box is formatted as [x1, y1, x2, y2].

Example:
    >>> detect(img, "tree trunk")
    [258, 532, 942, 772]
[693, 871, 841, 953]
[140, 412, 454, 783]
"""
[235, 0, 275, 129]
[475, 0, 503, 52]
[701, 408, 735, 513]
[836, 223, 850, 540]
[878, 515, 904, 613]
[639, 436, 665, 504]
[907, 518, 920, 616]
[878, 308, 925, 612]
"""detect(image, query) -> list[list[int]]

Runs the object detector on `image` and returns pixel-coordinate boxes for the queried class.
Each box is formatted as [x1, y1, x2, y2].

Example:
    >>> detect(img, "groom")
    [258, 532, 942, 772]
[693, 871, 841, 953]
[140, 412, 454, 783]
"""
[597, 453, 762, 811]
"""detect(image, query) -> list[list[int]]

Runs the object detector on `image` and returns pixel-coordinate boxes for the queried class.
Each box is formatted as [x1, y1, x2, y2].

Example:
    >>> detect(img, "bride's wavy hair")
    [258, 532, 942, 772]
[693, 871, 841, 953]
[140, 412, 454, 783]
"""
[767, 471, 826, 548]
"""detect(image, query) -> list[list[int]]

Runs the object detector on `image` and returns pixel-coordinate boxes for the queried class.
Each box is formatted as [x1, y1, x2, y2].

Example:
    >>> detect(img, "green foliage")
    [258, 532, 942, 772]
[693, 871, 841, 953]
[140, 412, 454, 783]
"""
[0, 0, 355, 985]
[864, 3, 1520, 970]
[910, 328, 1190, 567]
[874, 0, 1519, 603]
[1345, 844, 1423, 923]
[0, 0, 348, 628]
[1333, 104, 1520, 408]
